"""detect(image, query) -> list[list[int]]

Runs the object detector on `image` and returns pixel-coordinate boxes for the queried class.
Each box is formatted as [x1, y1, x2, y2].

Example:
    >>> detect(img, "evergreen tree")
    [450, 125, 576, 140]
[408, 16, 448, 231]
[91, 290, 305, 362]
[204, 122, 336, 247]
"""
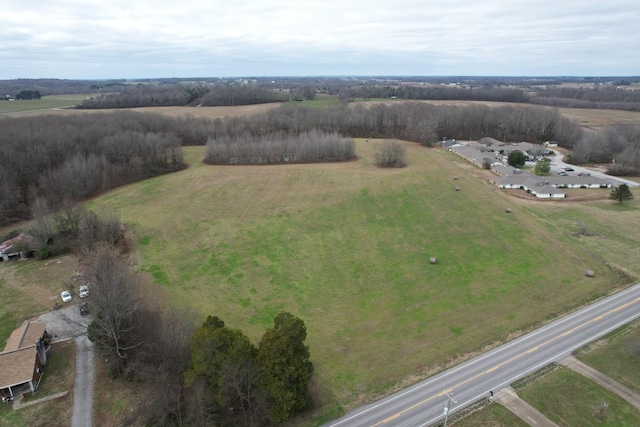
[257, 312, 313, 424]
[610, 183, 634, 204]
[185, 316, 263, 426]
[507, 150, 526, 168]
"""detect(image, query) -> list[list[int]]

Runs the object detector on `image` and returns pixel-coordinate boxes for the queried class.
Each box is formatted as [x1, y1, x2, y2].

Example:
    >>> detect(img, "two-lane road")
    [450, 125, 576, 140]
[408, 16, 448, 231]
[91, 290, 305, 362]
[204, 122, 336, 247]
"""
[324, 283, 640, 427]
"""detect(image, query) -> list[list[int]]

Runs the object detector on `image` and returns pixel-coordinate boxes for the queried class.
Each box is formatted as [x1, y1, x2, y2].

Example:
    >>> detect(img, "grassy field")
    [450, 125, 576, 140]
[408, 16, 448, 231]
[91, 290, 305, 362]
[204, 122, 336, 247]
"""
[577, 320, 640, 393]
[0, 94, 93, 115]
[284, 93, 342, 108]
[518, 367, 640, 426]
[78, 140, 624, 418]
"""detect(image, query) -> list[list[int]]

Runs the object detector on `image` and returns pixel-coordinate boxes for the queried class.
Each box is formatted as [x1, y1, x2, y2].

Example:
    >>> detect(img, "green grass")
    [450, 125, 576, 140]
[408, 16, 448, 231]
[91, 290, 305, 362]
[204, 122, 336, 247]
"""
[519, 367, 640, 426]
[525, 197, 640, 281]
[86, 141, 621, 412]
[284, 93, 341, 108]
[578, 321, 640, 393]
[0, 94, 91, 114]
[453, 403, 529, 426]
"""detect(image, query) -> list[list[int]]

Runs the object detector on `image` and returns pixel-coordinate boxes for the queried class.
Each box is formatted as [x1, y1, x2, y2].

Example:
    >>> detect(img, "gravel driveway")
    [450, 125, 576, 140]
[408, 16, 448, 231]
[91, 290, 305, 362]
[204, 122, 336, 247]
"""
[38, 304, 95, 427]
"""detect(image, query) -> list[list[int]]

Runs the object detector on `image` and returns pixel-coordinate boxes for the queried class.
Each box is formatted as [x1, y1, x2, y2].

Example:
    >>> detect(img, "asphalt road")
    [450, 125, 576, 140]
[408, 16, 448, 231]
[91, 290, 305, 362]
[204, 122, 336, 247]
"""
[323, 283, 640, 427]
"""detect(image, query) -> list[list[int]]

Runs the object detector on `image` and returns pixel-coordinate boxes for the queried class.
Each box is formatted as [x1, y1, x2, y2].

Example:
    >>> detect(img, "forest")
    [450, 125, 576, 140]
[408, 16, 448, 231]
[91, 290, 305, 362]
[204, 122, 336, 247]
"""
[0, 112, 186, 226]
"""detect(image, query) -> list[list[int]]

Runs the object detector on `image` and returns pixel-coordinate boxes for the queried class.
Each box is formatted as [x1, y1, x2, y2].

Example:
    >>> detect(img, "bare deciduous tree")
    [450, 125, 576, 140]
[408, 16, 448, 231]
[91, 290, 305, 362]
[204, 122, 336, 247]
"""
[375, 140, 406, 168]
[82, 244, 143, 376]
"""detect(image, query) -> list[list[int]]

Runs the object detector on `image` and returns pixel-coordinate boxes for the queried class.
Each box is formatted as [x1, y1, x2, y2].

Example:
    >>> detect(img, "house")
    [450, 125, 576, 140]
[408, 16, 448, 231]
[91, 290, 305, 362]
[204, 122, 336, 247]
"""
[441, 139, 460, 149]
[0, 233, 35, 262]
[0, 322, 50, 401]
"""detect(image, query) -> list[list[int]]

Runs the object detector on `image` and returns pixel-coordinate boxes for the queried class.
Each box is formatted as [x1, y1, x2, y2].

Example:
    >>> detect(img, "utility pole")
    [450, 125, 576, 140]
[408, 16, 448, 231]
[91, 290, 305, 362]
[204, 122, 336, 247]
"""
[442, 391, 458, 427]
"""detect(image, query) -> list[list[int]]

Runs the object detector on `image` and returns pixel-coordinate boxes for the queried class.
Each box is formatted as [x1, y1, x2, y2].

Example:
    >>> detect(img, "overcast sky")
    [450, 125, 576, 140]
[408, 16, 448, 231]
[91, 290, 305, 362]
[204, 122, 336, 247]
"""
[2, 0, 639, 79]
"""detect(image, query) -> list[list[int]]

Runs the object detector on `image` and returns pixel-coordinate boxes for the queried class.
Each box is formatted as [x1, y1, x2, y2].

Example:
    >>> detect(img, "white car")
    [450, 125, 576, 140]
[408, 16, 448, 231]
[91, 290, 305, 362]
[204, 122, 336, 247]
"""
[61, 291, 72, 303]
[79, 285, 89, 298]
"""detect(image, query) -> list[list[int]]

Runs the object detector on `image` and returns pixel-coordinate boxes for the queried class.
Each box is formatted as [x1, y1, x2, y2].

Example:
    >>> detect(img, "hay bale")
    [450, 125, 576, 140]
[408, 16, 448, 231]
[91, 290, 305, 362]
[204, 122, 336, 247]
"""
[455, 187, 460, 191]
[453, 176, 458, 180]
[505, 208, 511, 213]
[586, 270, 595, 278]
[429, 257, 437, 265]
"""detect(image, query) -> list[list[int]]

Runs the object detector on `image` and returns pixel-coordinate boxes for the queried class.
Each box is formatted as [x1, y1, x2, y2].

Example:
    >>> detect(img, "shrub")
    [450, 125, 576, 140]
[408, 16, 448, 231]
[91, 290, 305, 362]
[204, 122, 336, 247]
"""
[375, 140, 406, 168]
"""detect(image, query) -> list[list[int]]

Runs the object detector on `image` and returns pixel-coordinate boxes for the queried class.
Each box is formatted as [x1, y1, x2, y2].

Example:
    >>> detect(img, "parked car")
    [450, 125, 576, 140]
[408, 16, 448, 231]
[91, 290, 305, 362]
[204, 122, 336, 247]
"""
[61, 290, 72, 303]
[79, 285, 89, 298]
[578, 172, 591, 176]
[79, 302, 90, 316]
[557, 171, 568, 176]
[563, 167, 574, 171]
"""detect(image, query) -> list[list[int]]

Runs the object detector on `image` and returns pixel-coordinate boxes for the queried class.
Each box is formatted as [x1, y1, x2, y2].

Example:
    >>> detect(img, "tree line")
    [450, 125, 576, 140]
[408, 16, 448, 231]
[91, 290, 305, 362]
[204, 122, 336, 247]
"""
[200, 85, 288, 106]
[78, 84, 288, 109]
[78, 85, 208, 109]
[0, 112, 186, 226]
[530, 87, 640, 112]
[344, 84, 529, 103]
[205, 130, 355, 164]
[568, 124, 640, 175]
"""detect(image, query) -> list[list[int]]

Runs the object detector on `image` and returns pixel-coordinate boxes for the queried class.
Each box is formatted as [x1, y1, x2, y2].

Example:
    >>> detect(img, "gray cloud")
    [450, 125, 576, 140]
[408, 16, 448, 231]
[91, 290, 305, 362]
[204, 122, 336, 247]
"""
[1, 0, 638, 78]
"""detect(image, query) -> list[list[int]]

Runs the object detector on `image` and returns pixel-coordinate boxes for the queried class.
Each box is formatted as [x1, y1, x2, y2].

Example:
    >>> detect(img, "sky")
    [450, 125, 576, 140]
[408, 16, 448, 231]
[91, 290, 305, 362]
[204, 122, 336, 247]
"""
[1, 0, 639, 79]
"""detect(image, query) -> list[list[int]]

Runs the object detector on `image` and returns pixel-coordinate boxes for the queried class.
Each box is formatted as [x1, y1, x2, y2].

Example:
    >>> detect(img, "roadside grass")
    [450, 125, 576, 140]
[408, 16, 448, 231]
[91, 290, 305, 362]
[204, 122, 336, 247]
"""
[0, 94, 91, 115]
[0, 341, 75, 427]
[524, 197, 640, 281]
[577, 320, 640, 393]
[87, 140, 620, 413]
[452, 403, 529, 426]
[518, 367, 640, 426]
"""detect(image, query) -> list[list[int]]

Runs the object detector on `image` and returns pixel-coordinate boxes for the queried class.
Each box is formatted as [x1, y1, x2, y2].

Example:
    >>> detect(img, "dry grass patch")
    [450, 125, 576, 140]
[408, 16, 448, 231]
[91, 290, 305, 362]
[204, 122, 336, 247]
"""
[93, 358, 151, 427]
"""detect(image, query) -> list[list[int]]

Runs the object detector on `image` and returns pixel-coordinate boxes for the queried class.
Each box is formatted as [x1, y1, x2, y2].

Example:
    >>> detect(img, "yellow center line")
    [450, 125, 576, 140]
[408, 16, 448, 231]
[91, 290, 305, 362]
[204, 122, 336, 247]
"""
[371, 296, 640, 426]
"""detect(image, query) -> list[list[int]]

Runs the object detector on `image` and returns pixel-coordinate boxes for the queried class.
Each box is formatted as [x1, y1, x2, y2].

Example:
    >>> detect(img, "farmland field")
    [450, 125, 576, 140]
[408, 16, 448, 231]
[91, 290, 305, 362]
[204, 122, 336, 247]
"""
[78, 140, 627, 417]
[1, 99, 282, 119]
[0, 94, 92, 115]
